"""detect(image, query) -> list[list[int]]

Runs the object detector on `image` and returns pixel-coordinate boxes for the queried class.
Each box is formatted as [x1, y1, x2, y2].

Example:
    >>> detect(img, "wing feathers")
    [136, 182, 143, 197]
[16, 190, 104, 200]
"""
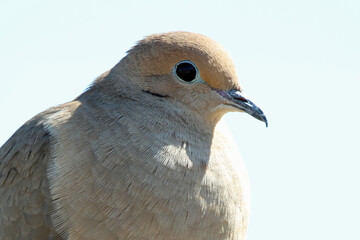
[0, 116, 63, 240]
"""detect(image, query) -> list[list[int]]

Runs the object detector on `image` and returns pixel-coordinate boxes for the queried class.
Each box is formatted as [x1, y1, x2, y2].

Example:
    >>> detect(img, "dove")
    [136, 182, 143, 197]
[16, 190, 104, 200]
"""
[0, 31, 267, 240]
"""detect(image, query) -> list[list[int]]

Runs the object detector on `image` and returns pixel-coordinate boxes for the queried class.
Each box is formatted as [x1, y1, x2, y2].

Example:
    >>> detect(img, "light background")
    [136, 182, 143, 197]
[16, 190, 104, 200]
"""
[1, 0, 359, 239]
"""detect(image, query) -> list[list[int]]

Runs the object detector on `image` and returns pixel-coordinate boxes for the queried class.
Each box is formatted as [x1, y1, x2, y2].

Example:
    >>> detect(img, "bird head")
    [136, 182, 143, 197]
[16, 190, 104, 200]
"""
[107, 32, 267, 127]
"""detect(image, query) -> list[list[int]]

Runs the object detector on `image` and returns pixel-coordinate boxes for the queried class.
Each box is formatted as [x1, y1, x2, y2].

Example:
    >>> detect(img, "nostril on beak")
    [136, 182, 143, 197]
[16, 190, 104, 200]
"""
[228, 89, 249, 103]
[234, 95, 248, 103]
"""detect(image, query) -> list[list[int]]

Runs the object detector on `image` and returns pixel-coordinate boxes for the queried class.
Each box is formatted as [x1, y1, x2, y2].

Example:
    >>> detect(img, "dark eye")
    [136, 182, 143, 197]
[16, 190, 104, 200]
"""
[175, 62, 197, 82]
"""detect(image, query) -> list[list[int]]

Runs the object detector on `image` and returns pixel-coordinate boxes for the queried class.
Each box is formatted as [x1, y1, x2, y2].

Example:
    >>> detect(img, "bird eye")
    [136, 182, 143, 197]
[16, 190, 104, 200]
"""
[175, 61, 197, 82]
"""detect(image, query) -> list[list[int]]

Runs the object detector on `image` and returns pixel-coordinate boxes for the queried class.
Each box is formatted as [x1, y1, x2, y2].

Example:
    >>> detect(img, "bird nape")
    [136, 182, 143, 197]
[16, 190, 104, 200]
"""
[0, 31, 266, 240]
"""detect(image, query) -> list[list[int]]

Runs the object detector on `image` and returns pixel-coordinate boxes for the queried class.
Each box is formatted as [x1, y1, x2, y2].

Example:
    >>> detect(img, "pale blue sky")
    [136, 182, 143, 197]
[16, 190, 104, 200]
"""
[1, 0, 359, 239]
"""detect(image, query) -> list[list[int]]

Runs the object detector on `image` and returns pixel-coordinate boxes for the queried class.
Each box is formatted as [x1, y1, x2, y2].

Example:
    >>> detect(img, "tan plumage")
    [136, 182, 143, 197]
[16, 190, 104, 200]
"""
[0, 32, 266, 240]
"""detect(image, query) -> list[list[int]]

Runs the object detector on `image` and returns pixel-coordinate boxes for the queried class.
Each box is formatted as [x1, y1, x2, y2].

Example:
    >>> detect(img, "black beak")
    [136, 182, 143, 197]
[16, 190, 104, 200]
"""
[218, 89, 268, 127]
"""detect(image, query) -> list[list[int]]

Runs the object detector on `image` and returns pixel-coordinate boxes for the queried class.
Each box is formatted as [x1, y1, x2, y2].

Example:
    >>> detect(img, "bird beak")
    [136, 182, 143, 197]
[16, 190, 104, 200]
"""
[216, 89, 268, 127]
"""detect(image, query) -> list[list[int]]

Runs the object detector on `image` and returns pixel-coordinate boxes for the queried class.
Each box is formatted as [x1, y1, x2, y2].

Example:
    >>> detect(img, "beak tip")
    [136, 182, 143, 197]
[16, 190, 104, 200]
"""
[251, 113, 268, 127]
[264, 117, 268, 128]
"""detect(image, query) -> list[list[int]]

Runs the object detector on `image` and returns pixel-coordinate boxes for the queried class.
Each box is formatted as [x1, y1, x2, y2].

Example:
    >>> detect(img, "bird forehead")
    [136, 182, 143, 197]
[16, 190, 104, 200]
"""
[126, 32, 240, 90]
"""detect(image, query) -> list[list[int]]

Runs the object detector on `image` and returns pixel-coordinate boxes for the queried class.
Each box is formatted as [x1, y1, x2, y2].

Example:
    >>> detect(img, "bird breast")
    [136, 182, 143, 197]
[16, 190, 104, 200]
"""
[46, 100, 250, 239]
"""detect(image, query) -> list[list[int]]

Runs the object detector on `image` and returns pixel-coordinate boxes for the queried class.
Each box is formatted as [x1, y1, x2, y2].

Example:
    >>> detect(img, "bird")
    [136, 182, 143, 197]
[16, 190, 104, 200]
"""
[0, 31, 267, 240]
